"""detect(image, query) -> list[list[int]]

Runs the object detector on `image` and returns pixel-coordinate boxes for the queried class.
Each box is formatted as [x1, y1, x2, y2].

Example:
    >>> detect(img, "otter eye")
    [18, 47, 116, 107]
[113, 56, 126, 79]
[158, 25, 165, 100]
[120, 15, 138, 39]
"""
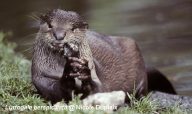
[47, 23, 52, 29]
[71, 26, 77, 31]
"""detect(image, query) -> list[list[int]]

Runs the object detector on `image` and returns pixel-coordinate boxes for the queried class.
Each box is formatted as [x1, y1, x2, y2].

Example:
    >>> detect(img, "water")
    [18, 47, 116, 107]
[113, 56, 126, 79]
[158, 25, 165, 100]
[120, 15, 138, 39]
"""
[0, 0, 192, 95]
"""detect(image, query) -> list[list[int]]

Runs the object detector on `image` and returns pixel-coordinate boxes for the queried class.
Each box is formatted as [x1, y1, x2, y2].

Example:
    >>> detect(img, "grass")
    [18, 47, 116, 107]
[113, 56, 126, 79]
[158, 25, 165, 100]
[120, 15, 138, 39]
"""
[0, 32, 190, 114]
[0, 32, 47, 112]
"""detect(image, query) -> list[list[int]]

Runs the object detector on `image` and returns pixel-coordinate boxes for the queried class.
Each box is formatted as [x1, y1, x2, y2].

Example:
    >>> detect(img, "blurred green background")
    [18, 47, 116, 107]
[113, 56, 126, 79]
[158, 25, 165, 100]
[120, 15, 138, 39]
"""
[0, 0, 192, 96]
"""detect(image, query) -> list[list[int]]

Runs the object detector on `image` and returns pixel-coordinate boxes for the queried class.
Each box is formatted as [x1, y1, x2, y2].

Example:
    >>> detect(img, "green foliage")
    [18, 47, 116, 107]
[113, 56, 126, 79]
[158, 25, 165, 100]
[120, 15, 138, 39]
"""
[127, 92, 158, 113]
[160, 106, 188, 114]
[0, 32, 46, 111]
[0, 32, 190, 114]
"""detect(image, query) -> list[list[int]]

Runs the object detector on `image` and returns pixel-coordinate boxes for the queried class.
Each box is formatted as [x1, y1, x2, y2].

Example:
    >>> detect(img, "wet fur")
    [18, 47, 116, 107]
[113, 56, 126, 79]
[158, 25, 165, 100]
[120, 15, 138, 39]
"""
[32, 30, 147, 103]
[32, 9, 150, 104]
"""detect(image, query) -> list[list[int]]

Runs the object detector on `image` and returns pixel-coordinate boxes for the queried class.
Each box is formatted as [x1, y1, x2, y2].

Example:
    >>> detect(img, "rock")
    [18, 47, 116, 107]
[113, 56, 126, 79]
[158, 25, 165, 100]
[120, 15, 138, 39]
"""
[149, 91, 192, 110]
[82, 91, 126, 112]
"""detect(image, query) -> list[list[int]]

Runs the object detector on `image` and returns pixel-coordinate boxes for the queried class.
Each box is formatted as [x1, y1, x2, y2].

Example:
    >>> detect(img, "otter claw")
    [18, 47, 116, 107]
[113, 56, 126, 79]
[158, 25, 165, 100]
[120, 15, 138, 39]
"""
[69, 72, 80, 77]
[70, 62, 82, 69]
[69, 72, 89, 80]
[78, 75, 89, 80]
[68, 57, 87, 65]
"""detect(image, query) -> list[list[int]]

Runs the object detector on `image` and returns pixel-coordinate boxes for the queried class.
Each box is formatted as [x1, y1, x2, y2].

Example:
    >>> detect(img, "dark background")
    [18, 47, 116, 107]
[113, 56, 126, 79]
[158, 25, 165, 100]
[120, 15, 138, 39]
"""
[0, 0, 192, 95]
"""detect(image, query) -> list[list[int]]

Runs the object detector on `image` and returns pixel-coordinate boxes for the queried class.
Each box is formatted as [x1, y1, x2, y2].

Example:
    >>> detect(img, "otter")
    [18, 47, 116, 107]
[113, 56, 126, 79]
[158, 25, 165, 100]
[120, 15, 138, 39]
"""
[31, 9, 175, 104]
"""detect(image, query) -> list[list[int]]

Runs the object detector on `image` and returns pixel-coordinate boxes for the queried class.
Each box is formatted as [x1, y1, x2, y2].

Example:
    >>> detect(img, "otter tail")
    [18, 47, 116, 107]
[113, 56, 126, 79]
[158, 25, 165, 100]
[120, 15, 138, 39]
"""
[147, 67, 177, 94]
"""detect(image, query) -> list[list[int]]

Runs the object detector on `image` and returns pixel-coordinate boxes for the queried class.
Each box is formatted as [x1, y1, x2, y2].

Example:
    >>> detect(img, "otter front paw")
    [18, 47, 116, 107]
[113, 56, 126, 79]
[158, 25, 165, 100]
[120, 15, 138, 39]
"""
[68, 57, 91, 81]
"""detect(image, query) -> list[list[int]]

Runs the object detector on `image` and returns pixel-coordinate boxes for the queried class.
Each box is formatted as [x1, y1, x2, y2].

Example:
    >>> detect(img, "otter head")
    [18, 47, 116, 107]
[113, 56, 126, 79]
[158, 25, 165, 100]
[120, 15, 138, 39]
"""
[39, 9, 88, 52]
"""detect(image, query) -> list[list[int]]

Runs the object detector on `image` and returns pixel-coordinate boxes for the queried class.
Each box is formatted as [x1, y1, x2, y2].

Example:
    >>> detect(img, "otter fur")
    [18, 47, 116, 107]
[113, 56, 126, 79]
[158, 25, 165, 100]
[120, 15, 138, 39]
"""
[32, 9, 174, 104]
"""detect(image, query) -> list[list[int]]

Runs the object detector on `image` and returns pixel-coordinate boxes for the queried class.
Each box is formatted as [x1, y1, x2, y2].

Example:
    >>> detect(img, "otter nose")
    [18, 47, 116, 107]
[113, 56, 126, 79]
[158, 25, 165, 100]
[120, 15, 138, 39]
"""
[53, 29, 66, 40]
